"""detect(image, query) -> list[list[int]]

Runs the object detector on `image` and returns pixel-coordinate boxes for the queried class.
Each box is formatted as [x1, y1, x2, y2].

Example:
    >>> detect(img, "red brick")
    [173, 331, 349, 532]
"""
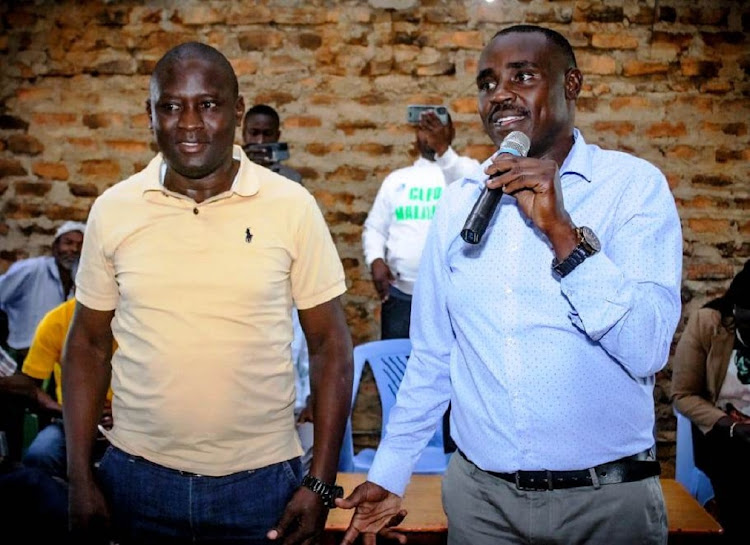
[68, 183, 100, 197]
[686, 262, 735, 281]
[593, 121, 635, 137]
[0, 159, 27, 178]
[353, 143, 393, 155]
[32, 162, 69, 180]
[687, 218, 730, 234]
[335, 121, 378, 135]
[328, 166, 369, 183]
[623, 61, 669, 77]
[305, 143, 344, 156]
[591, 33, 639, 50]
[79, 160, 121, 179]
[285, 116, 322, 128]
[14, 180, 52, 197]
[577, 52, 616, 75]
[238, 31, 284, 51]
[31, 113, 77, 126]
[253, 92, 295, 106]
[7, 134, 44, 155]
[451, 97, 477, 115]
[645, 122, 687, 138]
[105, 140, 150, 154]
[611, 96, 654, 111]
[665, 146, 698, 160]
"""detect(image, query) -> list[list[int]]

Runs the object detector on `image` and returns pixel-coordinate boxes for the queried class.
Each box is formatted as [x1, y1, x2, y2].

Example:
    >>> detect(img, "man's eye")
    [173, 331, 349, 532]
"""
[516, 72, 533, 82]
[202, 100, 217, 109]
[161, 103, 180, 112]
[478, 80, 497, 92]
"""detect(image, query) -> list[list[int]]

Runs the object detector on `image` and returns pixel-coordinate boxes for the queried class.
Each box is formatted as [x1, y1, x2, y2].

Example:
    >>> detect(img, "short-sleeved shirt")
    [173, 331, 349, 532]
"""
[75, 146, 346, 476]
[0, 256, 70, 350]
[22, 298, 115, 404]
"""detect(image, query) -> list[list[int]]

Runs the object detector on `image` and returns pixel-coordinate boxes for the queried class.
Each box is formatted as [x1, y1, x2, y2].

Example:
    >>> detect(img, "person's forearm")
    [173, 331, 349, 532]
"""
[0, 373, 42, 400]
[62, 334, 112, 482]
[308, 332, 353, 484]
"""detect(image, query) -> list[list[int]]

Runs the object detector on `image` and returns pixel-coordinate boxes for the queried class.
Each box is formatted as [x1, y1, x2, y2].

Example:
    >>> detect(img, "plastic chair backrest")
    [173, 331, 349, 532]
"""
[364, 339, 443, 449]
[337, 340, 372, 472]
[674, 408, 715, 506]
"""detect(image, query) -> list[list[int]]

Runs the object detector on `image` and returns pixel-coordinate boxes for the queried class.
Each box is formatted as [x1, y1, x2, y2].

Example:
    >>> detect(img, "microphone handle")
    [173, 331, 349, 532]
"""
[460, 185, 503, 244]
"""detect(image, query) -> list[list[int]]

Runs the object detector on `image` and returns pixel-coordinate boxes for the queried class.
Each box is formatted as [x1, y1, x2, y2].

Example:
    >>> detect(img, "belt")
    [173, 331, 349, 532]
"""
[458, 449, 660, 491]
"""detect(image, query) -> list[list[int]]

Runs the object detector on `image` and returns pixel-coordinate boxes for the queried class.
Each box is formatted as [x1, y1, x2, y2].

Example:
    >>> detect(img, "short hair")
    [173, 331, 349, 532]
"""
[243, 104, 280, 126]
[151, 42, 238, 99]
[705, 259, 750, 318]
[492, 25, 577, 69]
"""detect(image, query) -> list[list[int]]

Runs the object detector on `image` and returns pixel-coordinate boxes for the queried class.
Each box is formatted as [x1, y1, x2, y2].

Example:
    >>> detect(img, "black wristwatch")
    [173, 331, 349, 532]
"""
[301, 474, 344, 509]
[552, 226, 601, 277]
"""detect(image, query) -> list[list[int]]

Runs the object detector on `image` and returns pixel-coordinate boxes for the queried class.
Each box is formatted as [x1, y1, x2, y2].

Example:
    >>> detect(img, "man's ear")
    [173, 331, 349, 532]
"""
[564, 68, 583, 100]
[235, 96, 246, 127]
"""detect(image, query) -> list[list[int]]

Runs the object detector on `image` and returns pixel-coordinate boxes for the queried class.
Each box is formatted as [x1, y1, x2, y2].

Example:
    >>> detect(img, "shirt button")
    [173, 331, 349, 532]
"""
[193, 208, 199, 215]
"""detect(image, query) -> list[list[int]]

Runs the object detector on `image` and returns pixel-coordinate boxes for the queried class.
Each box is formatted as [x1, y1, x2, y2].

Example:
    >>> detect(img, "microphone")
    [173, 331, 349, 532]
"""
[460, 131, 531, 244]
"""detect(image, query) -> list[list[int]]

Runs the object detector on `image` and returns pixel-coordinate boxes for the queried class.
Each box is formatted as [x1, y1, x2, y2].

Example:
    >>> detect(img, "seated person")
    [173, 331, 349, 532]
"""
[14, 298, 114, 480]
[671, 259, 750, 545]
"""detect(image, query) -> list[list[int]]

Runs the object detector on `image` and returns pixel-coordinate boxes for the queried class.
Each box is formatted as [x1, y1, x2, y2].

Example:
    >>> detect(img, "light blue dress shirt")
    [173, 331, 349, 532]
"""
[0, 256, 70, 350]
[368, 130, 683, 496]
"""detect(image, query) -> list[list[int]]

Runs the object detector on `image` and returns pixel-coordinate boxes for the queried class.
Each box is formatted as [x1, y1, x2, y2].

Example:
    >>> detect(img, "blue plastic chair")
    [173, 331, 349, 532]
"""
[674, 408, 715, 506]
[338, 339, 449, 474]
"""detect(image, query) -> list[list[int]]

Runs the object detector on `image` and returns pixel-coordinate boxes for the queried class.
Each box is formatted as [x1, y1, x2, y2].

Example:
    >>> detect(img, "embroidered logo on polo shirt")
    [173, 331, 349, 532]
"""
[245, 228, 253, 243]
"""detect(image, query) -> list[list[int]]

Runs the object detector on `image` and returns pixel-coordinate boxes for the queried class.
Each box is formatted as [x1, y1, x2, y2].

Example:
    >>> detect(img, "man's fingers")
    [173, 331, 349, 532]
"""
[381, 528, 408, 544]
[267, 508, 296, 541]
[339, 525, 362, 545]
[335, 486, 367, 510]
[386, 509, 408, 527]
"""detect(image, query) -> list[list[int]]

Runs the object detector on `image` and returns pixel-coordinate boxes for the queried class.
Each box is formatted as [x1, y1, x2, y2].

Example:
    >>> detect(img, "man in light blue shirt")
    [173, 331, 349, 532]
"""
[338, 25, 682, 545]
[0, 221, 84, 363]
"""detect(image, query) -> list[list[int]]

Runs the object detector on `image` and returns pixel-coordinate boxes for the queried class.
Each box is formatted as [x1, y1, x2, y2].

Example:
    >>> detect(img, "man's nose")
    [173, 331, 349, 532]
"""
[178, 105, 203, 129]
[489, 81, 515, 104]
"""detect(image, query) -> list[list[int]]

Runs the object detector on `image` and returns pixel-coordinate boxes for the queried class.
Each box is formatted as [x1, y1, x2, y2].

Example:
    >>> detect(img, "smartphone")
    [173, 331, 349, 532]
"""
[242, 142, 290, 163]
[407, 105, 449, 125]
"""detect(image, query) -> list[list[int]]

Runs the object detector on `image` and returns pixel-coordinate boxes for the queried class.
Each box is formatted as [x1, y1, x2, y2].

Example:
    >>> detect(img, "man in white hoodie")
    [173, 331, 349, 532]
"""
[362, 109, 480, 339]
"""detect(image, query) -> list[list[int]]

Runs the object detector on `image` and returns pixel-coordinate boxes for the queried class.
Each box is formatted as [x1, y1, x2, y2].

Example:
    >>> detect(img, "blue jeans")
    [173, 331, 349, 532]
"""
[97, 445, 303, 544]
[23, 420, 67, 480]
[381, 286, 412, 340]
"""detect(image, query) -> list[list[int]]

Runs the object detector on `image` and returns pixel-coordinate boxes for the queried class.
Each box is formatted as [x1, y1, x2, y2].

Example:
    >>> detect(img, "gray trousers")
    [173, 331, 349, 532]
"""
[442, 451, 667, 545]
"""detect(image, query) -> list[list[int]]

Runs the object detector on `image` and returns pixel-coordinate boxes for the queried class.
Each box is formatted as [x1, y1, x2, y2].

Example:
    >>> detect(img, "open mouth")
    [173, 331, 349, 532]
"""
[177, 141, 208, 152]
[492, 114, 525, 127]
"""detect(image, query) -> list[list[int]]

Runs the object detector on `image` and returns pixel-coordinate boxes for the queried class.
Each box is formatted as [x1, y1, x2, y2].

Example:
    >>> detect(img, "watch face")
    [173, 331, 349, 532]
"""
[579, 226, 601, 253]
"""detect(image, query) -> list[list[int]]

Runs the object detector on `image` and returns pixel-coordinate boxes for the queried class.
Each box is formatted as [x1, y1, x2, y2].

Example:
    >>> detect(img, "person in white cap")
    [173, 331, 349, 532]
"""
[0, 220, 85, 363]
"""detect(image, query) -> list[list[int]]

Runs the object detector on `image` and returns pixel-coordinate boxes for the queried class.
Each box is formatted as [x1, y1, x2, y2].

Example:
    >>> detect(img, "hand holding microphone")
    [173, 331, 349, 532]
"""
[460, 131, 530, 244]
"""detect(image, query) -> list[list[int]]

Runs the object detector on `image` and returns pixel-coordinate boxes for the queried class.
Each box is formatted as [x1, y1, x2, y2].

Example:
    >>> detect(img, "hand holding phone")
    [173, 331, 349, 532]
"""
[407, 105, 449, 125]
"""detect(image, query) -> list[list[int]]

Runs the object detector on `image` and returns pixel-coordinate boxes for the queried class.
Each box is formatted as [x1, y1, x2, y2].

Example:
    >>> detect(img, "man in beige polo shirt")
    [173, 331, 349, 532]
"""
[63, 42, 353, 544]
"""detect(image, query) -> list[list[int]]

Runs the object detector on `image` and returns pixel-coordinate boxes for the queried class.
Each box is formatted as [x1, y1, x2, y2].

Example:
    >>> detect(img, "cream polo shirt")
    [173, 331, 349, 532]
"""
[75, 146, 346, 476]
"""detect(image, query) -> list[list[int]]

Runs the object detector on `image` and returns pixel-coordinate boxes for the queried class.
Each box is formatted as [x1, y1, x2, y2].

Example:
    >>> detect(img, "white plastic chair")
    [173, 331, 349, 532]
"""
[338, 339, 449, 474]
[674, 408, 715, 506]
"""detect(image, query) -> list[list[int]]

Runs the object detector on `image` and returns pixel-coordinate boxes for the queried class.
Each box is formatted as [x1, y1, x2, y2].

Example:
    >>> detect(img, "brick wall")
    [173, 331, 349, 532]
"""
[1, 0, 748, 476]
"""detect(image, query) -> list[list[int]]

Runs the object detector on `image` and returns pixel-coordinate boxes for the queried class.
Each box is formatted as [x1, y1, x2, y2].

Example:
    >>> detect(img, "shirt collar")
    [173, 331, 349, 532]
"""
[559, 128, 592, 184]
[473, 128, 592, 185]
[142, 145, 259, 198]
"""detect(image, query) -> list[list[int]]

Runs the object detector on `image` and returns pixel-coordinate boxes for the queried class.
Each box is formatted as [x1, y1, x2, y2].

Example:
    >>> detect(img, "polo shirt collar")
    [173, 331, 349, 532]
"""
[141, 145, 259, 198]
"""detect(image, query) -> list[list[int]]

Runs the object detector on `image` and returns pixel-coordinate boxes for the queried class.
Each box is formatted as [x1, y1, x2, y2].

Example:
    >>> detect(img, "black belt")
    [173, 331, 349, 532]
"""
[458, 449, 660, 491]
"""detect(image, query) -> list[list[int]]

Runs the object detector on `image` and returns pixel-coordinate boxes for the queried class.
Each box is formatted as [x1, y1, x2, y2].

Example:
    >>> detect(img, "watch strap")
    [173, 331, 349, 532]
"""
[301, 474, 344, 508]
[552, 227, 599, 278]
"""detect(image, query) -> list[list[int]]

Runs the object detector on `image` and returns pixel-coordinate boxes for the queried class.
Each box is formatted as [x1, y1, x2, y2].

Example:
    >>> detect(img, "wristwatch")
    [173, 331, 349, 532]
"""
[301, 474, 344, 508]
[552, 226, 600, 277]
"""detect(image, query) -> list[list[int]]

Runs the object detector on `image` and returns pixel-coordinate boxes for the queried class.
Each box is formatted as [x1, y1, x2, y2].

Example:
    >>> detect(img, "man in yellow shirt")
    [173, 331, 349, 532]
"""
[20, 298, 114, 480]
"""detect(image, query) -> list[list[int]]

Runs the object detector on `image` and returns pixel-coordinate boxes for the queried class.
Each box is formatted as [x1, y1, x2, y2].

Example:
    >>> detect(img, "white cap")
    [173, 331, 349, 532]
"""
[54, 220, 86, 241]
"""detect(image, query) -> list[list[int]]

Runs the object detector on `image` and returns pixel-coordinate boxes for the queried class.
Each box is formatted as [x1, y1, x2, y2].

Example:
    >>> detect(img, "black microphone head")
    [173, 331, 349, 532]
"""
[500, 131, 531, 157]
